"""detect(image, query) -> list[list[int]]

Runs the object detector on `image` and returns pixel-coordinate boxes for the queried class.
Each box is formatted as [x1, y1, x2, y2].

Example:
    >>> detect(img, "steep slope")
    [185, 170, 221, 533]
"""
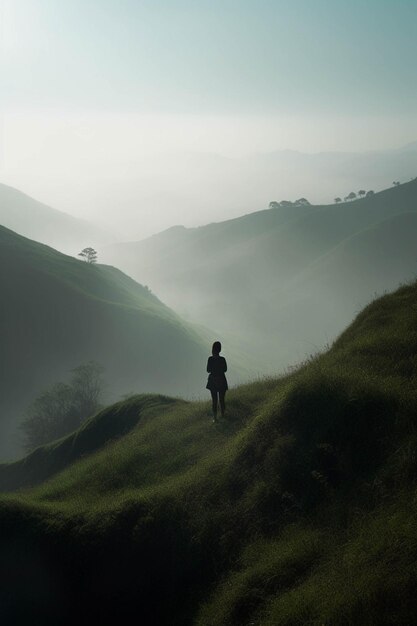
[1, 280, 417, 624]
[0, 225, 208, 460]
[0, 182, 110, 253]
[268, 211, 417, 342]
[102, 179, 417, 368]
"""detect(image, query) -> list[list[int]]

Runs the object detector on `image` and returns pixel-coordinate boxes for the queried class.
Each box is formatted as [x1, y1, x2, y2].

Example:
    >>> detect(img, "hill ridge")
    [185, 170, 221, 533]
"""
[100, 179, 417, 371]
[0, 182, 111, 253]
[0, 223, 209, 460]
[1, 279, 417, 624]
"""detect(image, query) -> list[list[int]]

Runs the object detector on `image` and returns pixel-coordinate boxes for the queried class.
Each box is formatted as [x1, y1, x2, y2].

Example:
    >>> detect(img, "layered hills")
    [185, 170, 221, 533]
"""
[102, 179, 417, 369]
[0, 224, 208, 460]
[0, 182, 110, 254]
[1, 280, 417, 624]
[79, 142, 417, 232]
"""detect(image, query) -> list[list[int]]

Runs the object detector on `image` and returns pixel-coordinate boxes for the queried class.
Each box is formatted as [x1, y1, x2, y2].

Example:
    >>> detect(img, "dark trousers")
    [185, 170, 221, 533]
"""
[210, 389, 226, 416]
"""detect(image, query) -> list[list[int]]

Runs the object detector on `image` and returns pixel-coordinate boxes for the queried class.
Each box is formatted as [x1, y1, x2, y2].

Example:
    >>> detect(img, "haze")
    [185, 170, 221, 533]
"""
[1, 0, 417, 459]
[1, 0, 417, 237]
[3, 3, 417, 620]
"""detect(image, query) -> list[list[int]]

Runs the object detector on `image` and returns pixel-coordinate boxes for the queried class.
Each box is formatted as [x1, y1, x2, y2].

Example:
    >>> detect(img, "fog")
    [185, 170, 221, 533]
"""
[2, 2, 417, 622]
[99, 179, 417, 380]
[2, 141, 417, 461]
[1, 117, 417, 462]
[2, 110, 417, 240]
[1, 0, 417, 463]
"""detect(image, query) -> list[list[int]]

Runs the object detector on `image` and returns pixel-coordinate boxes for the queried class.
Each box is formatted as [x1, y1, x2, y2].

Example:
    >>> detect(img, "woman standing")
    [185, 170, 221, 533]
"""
[206, 341, 228, 422]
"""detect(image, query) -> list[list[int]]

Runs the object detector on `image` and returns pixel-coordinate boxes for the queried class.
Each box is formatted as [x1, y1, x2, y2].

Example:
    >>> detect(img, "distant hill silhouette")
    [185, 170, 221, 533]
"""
[83, 142, 417, 232]
[0, 225, 208, 460]
[0, 182, 111, 253]
[102, 179, 417, 369]
[1, 280, 417, 624]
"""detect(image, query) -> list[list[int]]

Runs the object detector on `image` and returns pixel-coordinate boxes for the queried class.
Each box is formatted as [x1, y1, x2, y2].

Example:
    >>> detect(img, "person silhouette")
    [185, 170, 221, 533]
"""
[206, 341, 228, 422]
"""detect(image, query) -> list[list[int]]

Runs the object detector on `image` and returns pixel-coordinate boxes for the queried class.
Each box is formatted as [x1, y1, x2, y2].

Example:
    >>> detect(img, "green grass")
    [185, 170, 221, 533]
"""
[1, 280, 417, 624]
[0, 223, 210, 459]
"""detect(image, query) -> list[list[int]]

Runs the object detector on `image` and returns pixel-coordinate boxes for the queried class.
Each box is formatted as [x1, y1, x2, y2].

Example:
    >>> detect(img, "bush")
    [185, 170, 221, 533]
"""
[20, 361, 105, 451]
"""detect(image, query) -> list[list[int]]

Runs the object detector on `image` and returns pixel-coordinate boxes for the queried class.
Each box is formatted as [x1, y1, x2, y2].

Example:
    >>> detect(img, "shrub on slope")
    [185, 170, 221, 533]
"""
[0, 395, 180, 492]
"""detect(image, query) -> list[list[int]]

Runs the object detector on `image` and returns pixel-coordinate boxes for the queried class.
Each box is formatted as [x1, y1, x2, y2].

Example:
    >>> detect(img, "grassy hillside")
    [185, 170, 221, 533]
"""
[0, 225, 209, 460]
[101, 179, 417, 369]
[1, 280, 417, 624]
[0, 182, 110, 253]
[257, 210, 417, 354]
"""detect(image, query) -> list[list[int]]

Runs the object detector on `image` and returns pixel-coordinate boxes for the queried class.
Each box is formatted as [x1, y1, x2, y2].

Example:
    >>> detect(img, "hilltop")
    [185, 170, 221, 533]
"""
[0, 225, 209, 460]
[0, 183, 111, 254]
[1, 279, 417, 624]
[102, 179, 417, 370]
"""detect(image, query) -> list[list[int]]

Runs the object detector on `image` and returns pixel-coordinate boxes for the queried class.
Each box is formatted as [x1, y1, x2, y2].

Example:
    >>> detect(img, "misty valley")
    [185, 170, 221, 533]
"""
[0, 172, 417, 624]
[3, 0, 417, 621]
[1, 177, 417, 458]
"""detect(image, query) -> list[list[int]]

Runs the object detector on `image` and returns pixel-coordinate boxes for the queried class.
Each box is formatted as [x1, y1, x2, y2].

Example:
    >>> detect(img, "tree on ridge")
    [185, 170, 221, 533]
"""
[78, 247, 98, 264]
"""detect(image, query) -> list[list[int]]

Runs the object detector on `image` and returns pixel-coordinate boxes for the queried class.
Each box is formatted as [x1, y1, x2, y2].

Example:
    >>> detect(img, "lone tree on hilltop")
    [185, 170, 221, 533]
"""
[78, 247, 98, 264]
[358, 189, 366, 198]
[334, 197, 342, 204]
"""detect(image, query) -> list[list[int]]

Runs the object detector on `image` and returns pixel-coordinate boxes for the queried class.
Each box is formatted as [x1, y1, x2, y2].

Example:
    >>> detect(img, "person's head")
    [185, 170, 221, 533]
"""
[212, 341, 222, 356]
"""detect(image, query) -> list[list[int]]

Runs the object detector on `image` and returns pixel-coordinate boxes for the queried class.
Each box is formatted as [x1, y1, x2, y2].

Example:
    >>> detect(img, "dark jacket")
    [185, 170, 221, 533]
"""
[206, 355, 228, 391]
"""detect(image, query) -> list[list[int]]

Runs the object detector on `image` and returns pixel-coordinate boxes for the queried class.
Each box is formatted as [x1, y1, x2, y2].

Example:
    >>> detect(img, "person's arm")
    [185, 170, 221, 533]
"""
[223, 358, 227, 372]
[207, 357, 212, 373]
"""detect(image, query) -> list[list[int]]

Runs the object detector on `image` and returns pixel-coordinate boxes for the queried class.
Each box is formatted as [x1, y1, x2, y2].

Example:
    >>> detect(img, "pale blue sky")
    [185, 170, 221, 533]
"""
[2, 0, 417, 115]
[1, 1, 417, 233]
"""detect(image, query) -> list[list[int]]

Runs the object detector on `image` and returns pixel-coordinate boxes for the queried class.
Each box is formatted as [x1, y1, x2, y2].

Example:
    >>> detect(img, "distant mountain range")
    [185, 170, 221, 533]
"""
[73, 141, 417, 236]
[101, 179, 417, 370]
[0, 183, 112, 254]
[0, 225, 209, 460]
[4, 142, 417, 239]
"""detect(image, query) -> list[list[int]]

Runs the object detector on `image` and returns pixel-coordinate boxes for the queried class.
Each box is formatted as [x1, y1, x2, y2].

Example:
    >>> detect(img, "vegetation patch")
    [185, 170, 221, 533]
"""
[1, 281, 417, 624]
